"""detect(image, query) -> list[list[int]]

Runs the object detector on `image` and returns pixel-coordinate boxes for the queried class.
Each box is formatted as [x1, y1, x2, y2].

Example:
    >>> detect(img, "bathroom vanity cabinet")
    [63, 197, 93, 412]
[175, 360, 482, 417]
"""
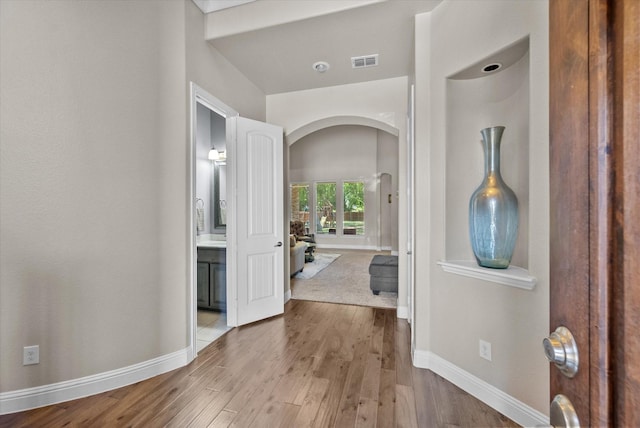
[197, 248, 226, 311]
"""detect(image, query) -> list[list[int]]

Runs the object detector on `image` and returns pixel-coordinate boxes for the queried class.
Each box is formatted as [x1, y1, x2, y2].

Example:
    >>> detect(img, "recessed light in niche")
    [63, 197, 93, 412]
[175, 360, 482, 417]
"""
[448, 37, 529, 80]
[482, 62, 503, 73]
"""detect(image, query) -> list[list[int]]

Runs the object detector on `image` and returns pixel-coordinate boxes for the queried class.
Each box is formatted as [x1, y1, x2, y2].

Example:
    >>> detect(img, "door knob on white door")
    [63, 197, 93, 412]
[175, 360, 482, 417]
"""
[543, 326, 579, 378]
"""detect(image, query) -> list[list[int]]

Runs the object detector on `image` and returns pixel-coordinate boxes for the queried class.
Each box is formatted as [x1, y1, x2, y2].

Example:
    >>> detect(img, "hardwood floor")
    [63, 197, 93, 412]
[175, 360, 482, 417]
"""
[0, 301, 518, 427]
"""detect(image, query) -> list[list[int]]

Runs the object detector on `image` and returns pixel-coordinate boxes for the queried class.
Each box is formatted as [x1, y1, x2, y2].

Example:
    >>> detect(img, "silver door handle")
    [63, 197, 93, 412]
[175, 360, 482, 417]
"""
[275, 242, 283, 247]
[550, 394, 580, 427]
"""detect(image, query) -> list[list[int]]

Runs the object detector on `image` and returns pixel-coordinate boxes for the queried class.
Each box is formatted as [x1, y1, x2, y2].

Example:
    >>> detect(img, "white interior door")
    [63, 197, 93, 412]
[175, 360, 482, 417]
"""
[231, 116, 284, 326]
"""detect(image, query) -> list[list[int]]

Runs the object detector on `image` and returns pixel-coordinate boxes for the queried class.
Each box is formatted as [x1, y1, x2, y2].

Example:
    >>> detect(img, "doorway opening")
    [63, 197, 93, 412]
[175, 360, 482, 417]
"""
[189, 83, 237, 355]
[287, 122, 399, 309]
[190, 84, 286, 355]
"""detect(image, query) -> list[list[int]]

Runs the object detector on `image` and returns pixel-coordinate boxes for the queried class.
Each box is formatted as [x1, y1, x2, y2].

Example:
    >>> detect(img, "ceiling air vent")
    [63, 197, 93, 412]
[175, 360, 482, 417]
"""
[351, 54, 379, 69]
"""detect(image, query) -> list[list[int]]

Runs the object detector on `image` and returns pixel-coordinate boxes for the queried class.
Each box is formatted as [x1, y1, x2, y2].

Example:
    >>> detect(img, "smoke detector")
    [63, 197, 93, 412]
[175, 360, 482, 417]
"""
[351, 54, 378, 69]
[312, 61, 330, 73]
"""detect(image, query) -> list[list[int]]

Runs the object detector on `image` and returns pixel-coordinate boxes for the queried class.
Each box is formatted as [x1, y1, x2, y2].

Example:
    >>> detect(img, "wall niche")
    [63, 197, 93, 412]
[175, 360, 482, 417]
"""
[441, 37, 535, 289]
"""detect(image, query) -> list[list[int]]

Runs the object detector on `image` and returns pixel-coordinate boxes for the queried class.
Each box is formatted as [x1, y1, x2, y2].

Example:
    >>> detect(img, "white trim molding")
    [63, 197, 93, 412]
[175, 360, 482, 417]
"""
[412, 350, 549, 428]
[437, 260, 537, 290]
[396, 305, 409, 319]
[284, 288, 292, 303]
[0, 348, 191, 415]
[286, 115, 399, 146]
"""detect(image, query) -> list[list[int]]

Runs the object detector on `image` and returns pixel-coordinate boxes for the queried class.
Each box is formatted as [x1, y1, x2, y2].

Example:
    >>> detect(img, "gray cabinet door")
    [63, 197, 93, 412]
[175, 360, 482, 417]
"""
[210, 263, 226, 310]
[197, 248, 226, 311]
[197, 262, 210, 308]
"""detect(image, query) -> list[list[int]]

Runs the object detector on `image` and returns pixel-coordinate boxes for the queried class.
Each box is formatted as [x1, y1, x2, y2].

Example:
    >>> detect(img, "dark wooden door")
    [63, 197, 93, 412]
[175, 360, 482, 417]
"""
[549, 0, 639, 425]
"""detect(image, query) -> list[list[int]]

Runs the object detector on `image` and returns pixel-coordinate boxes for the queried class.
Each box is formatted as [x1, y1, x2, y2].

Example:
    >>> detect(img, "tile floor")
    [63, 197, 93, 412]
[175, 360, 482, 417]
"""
[196, 309, 231, 352]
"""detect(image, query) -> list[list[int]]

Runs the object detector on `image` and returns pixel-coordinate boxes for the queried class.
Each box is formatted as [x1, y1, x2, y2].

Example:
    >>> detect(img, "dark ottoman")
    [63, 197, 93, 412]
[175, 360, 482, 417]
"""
[369, 255, 398, 295]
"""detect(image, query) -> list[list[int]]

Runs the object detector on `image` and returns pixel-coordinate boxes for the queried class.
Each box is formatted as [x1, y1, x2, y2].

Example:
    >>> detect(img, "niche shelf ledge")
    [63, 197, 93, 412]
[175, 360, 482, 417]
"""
[437, 260, 537, 290]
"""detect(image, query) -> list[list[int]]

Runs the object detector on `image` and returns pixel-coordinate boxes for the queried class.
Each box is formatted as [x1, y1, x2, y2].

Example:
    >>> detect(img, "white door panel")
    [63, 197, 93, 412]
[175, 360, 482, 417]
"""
[231, 117, 284, 326]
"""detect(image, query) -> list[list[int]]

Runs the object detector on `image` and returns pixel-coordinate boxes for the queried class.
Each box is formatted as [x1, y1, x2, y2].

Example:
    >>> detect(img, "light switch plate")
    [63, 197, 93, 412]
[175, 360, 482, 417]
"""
[479, 339, 492, 361]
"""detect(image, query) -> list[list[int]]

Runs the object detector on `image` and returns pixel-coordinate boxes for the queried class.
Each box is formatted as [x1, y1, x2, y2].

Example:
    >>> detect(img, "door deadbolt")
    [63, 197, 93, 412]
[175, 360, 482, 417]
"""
[550, 394, 580, 427]
[543, 326, 579, 378]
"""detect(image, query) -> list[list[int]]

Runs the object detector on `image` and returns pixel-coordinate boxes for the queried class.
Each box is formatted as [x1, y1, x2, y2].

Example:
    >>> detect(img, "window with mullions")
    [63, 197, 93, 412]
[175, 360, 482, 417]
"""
[343, 181, 365, 236]
[316, 182, 336, 234]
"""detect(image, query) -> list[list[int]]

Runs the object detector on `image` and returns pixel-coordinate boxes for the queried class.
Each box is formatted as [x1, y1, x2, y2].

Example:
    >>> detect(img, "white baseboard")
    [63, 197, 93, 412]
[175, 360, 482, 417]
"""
[284, 289, 292, 303]
[0, 347, 191, 415]
[412, 350, 549, 428]
[396, 305, 409, 319]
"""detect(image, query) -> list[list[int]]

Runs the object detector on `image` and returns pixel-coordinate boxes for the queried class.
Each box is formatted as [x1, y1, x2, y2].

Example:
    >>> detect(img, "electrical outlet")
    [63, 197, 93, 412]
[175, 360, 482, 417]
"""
[23, 345, 39, 365]
[479, 339, 492, 361]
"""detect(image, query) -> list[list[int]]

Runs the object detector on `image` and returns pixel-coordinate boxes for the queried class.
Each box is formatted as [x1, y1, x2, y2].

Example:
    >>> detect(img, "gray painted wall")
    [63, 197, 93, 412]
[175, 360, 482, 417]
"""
[413, 0, 549, 414]
[0, 0, 265, 394]
[196, 103, 213, 234]
[195, 105, 226, 235]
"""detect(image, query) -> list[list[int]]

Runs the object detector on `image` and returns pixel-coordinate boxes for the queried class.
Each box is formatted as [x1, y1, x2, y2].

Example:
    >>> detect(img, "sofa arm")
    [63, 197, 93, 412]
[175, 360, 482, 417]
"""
[290, 241, 307, 276]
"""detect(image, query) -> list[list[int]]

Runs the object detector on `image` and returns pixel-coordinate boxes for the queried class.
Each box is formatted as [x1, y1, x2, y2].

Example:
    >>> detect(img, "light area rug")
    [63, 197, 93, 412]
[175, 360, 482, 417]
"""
[294, 253, 341, 279]
[292, 250, 397, 309]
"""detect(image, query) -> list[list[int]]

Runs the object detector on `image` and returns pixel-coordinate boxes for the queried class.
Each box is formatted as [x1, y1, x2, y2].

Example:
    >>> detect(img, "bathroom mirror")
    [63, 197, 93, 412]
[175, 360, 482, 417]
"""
[212, 160, 227, 230]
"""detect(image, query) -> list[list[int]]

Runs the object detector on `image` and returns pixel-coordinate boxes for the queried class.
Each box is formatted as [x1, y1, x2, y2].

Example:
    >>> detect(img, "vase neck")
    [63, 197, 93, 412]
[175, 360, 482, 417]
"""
[484, 139, 502, 176]
[481, 127, 504, 178]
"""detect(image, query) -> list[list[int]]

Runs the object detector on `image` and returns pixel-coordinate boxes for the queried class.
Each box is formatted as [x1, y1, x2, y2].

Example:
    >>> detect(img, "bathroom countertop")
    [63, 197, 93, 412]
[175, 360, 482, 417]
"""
[197, 234, 226, 249]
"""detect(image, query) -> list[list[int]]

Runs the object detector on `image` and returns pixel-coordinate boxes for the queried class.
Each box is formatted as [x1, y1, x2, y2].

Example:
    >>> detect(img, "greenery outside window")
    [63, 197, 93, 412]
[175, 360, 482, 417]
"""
[316, 182, 336, 234]
[343, 181, 365, 236]
[290, 184, 309, 232]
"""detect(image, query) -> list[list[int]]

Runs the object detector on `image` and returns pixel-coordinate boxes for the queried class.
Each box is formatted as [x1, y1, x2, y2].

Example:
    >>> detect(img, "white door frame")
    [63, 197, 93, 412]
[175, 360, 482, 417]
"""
[407, 84, 416, 348]
[188, 83, 238, 359]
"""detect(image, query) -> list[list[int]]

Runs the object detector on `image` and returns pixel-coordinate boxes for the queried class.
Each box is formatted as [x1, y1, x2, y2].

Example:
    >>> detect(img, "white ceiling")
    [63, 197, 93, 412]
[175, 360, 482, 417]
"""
[192, 0, 256, 14]
[199, 0, 442, 95]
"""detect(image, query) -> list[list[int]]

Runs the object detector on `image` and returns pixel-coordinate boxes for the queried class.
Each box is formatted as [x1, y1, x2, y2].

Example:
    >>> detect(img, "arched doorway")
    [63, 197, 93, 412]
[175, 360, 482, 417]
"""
[286, 117, 400, 309]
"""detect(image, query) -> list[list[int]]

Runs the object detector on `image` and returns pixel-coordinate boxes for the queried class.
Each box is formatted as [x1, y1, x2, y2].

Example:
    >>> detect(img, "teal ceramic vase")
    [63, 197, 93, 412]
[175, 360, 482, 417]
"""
[469, 126, 518, 269]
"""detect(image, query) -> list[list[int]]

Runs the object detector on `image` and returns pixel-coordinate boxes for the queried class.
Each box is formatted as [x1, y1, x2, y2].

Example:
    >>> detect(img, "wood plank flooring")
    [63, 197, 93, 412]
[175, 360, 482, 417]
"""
[0, 300, 519, 427]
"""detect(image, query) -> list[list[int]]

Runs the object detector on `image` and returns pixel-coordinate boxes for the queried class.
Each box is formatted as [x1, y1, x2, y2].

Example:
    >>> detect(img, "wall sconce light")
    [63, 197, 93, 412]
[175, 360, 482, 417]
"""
[208, 148, 226, 160]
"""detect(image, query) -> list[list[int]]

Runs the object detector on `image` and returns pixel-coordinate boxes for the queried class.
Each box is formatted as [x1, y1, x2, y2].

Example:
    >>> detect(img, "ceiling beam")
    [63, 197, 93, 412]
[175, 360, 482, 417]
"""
[204, 0, 383, 40]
